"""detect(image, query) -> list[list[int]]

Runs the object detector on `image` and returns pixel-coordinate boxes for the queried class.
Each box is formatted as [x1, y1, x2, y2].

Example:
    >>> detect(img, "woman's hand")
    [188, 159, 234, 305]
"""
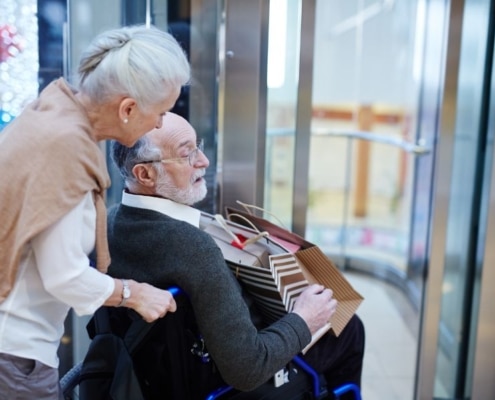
[106, 279, 177, 322]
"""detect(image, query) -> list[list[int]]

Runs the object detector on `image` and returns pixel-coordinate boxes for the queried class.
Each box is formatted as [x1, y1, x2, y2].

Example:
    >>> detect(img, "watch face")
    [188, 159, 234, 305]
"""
[123, 282, 131, 298]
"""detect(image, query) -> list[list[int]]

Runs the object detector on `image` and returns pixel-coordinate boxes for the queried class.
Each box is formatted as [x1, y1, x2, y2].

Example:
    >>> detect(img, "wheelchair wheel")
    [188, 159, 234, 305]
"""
[60, 362, 82, 400]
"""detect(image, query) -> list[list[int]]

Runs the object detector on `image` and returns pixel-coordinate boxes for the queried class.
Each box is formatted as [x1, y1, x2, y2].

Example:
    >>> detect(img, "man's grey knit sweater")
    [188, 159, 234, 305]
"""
[107, 204, 311, 391]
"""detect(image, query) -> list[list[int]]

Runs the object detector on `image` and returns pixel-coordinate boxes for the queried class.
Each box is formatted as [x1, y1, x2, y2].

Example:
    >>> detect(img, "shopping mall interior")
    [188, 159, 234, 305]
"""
[1, 0, 495, 399]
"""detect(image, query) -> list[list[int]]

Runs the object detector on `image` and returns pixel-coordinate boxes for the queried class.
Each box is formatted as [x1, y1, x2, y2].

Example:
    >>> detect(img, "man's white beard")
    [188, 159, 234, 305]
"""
[155, 169, 207, 206]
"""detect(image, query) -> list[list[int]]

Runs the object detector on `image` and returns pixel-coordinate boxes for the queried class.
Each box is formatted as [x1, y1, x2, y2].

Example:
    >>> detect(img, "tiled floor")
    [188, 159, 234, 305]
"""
[344, 271, 419, 400]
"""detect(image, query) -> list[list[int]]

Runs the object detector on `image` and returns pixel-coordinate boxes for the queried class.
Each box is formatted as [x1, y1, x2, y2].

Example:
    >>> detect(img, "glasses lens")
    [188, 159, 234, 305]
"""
[188, 139, 204, 166]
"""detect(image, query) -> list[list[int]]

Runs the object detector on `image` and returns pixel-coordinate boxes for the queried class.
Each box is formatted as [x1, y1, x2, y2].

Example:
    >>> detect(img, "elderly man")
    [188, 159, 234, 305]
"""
[107, 112, 364, 399]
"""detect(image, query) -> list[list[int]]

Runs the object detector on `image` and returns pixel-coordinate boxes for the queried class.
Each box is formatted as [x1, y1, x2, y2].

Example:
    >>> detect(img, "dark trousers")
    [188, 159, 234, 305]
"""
[302, 314, 365, 391]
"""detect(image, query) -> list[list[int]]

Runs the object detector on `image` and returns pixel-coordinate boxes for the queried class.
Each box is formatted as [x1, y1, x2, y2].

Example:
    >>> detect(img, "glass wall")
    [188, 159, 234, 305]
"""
[429, 0, 495, 397]
[265, 0, 431, 291]
[264, 0, 300, 228]
[259, 0, 442, 398]
[64, 0, 219, 214]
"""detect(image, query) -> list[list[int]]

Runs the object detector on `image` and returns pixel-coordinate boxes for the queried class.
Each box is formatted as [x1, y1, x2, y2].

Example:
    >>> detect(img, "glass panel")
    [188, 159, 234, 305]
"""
[263, 2, 448, 397]
[471, 43, 495, 396]
[105, 0, 220, 214]
[306, 1, 427, 399]
[433, 0, 493, 397]
[265, 0, 300, 228]
[308, 0, 422, 276]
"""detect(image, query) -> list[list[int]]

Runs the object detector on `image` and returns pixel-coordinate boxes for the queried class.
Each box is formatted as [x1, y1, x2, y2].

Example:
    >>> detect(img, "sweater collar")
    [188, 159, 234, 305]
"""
[121, 191, 201, 228]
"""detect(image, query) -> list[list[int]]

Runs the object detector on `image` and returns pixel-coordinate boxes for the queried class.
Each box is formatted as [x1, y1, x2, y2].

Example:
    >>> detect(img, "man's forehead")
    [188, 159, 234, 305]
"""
[163, 111, 186, 127]
[151, 124, 195, 151]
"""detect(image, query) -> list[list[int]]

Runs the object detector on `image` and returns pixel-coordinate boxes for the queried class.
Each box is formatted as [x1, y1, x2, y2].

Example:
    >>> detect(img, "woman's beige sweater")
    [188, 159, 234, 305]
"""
[0, 78, 110, 302]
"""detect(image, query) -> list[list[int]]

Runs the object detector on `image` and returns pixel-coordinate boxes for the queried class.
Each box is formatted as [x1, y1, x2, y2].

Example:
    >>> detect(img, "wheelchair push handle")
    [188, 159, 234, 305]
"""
[167, 286, 181, 297]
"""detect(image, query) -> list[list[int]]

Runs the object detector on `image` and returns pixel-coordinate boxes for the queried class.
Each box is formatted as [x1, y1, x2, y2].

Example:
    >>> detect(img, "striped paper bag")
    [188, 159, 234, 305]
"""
[225, 205, 364, 337]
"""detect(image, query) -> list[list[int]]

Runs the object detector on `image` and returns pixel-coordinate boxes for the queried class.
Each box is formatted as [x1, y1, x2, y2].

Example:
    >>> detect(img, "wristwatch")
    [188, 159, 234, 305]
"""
[118, 279, 131, 307]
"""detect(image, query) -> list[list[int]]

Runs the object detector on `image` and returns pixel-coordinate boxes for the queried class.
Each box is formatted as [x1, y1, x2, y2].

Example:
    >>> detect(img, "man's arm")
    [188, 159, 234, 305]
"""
[166, 229, 311, 391]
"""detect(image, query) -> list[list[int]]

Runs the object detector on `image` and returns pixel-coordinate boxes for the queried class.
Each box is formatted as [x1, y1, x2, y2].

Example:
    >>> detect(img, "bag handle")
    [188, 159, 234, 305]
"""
[235, 200, 288, 230]
[214, 214, 269, 248]
[226, 213, 260, 233]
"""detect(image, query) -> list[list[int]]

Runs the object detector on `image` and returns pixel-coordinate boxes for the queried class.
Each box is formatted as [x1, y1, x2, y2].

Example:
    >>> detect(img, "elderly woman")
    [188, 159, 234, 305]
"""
[0, 25, 189, 399]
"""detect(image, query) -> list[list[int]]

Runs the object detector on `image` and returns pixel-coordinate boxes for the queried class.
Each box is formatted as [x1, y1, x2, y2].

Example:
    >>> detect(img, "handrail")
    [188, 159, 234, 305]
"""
[319, 129, 431, 155]
[267, 127, 430, 155]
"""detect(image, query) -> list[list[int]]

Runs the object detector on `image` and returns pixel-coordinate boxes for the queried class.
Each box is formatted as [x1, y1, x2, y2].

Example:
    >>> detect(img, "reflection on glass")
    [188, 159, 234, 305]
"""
[433, 1, 493, 396]
[307, 0, 421, 276]
[265, 0, 301, 228]
[267, 0, 287, 89]
[265, 1, 427, 399]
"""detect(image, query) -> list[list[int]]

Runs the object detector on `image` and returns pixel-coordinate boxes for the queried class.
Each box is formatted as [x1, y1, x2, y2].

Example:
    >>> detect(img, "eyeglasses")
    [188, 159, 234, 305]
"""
[139, 139, 204, 167]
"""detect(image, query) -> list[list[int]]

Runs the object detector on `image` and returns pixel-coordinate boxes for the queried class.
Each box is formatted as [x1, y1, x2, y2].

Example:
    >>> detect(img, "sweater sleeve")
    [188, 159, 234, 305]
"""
[166, 229, 312, 391]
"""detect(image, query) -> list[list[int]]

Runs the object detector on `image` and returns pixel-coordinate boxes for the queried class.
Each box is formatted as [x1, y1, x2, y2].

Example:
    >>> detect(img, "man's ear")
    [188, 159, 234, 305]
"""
[132, 164, 156, 187]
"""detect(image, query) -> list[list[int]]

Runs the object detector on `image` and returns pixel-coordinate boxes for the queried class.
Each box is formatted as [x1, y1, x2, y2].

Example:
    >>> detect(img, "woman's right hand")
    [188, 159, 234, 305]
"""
[106, 279, 177, 322]
[127, 281, 177, 322]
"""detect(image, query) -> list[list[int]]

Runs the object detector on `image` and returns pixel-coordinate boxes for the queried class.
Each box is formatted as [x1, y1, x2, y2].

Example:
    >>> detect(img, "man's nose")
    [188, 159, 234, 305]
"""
[194, 149, 209, 168]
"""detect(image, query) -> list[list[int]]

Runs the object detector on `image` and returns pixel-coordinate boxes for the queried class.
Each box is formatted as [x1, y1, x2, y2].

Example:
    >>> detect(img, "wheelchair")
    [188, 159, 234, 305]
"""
[60, 287, 362, 400]
[61, 359, 361, 400]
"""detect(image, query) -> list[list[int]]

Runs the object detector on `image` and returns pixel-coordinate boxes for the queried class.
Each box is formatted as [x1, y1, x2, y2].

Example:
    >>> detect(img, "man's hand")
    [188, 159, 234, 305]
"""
[292, 284, 337, 335]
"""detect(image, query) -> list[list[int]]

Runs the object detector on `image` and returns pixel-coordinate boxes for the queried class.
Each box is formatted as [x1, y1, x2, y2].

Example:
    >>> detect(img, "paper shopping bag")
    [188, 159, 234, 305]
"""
[225, 204, 364, 337]
[203, 221, 271, 268]
[225, 207, 312, 252]
[200, 213, 332, 353]
[201, 213, 292, 316]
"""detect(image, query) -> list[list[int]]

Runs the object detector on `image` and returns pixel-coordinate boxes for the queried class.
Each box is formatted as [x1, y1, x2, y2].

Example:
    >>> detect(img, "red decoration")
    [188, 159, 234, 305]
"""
[0, 25, 24, 63]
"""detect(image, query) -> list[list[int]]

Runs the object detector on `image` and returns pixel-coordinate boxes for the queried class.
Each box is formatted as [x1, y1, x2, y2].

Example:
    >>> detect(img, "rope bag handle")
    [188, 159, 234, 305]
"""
[214, 214, 269, 248]
[235, 200, 288, 230]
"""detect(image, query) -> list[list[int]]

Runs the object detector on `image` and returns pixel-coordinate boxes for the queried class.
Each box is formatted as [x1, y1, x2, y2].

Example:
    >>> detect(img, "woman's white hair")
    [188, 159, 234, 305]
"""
[77, 25, 190, 108]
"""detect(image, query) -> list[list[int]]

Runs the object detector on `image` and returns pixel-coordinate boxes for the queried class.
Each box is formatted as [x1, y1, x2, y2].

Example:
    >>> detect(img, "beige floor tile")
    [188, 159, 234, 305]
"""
[345, 271, 418, 400]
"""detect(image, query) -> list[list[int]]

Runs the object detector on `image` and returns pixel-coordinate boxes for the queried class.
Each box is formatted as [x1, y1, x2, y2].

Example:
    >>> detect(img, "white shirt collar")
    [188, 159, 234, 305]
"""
[121, 191, 201, 228]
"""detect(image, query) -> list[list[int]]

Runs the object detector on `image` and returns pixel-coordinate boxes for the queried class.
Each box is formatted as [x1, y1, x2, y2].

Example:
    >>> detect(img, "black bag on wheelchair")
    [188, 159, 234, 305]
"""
[76, 296, 224, 400]
[76, 307, 149, 400]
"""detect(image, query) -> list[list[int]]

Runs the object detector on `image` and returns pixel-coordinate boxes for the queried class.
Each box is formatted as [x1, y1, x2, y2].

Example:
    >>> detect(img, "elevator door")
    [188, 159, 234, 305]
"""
[221, 1, 437, 397]
[219, 0, 495, 399]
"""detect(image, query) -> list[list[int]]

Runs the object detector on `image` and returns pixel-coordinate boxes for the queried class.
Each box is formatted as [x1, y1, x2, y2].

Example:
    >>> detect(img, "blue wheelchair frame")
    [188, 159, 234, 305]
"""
[205, 355, 361, 400]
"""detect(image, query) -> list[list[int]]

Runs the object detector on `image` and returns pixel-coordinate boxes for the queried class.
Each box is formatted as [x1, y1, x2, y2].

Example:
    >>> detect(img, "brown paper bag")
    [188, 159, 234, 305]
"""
[200, 213, 332, 352]
[225, 205, 364, 337]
